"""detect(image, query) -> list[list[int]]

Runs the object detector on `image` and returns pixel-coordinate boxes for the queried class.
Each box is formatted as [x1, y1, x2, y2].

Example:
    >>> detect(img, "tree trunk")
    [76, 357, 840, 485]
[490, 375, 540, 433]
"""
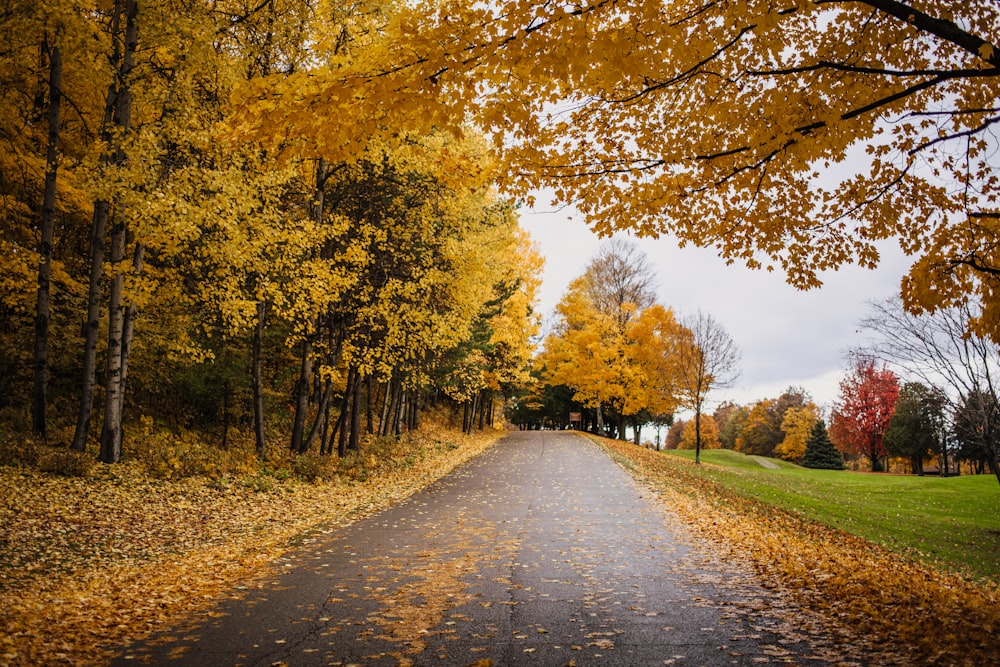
[31, 38, 62, 440]
[393, 385, 405, 436]
[366, 376, 375, 434]
[71, 0, 133, 453]
[289, 337, 313, 452]
[252, 300, 267, 460]
[694, 408, 703, 464]
[110, 238, 144, 456]
[99, 210, 127, 463]
[378, 379, 392, 437]
[409, 390, 419, 431]
[301, 379, 333, 453]
[349, 371, 362, 452]
[338, 366, 357, 457]
[221, 379, 230, 449]
[96, 0, 138, 464]
[71, 197, 109, 453]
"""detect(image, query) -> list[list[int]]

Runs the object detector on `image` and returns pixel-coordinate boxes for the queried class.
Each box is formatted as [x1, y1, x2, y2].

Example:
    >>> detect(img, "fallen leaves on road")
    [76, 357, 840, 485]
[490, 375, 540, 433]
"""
[595, 436, 1000, 666]
[0, 427, 502, 667]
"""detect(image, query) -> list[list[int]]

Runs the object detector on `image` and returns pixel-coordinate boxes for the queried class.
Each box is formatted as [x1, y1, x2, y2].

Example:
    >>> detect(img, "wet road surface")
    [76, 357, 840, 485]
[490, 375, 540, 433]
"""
[114, 431, 835, 666]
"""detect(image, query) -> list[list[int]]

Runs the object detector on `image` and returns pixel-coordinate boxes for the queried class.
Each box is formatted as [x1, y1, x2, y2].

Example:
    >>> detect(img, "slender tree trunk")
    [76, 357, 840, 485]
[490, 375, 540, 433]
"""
[694, 408, 703, 465]
[409, 390, 419, 431]
[378, 380, 392, 437]
[71, 198, 108, 452]
[393, 385, 404, 436]
[97, 0, 138, 464]
[110, 239, 144, 456]
[289, 337, 313, 452]
[252, 300, 267, 460]
[99, 211, 126, 463]
[349, 372, 362, 452]
[338, 366, 357, 457]
[595, 404, 605, 436]
[31, 38, 62, 440]
[221, 379, 230, 449]
[301, 379, 333, 453]
[366, 376, 375, 434]
[323, 406, 344, 457]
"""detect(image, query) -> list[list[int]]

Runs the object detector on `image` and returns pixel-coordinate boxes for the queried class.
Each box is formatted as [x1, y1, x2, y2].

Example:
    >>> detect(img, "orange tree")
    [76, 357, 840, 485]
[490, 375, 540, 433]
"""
[263, 1, 1000, 342]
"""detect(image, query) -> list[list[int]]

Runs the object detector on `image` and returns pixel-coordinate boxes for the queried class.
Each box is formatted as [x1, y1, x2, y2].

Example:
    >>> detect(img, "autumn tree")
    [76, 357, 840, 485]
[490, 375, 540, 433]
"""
[541, 239, 672, 439]
[541, 276, 627, 436]
[736, 399, 781, 457]
[671, 311, 741, 463]
[664, 419, 685, 450]
[830, 356, 901, 472]
[679, 415, 720, 451]
[244, 0, 1000, 348]
[714, 402, 748, 450]
[801, 420, 844, 470]
[774, 405, 821, 463]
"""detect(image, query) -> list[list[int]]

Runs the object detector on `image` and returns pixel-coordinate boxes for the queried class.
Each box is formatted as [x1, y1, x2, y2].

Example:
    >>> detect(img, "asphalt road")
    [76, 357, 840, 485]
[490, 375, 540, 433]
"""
[113, 431, 844, 666]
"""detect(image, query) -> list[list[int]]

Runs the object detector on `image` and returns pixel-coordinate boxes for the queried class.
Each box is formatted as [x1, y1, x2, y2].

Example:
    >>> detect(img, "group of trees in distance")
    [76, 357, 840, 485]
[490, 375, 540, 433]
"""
[515, 239, 741, 464]
[514, 239, 999, 482]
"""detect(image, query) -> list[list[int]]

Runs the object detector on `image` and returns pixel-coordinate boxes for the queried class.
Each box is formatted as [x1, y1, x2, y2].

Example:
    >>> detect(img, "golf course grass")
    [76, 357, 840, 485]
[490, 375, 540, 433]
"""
[661, 448, 1000, 584]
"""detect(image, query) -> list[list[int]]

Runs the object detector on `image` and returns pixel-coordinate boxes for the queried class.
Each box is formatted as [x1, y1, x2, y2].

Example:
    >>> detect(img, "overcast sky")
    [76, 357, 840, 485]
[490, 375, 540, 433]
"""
[520, 197, 915, 415]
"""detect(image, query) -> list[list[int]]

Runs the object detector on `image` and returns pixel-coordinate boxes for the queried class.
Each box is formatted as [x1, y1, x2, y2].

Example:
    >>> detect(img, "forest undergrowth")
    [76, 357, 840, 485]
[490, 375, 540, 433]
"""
[0, 424, 503, 666]
[592, 435, 1000, 666]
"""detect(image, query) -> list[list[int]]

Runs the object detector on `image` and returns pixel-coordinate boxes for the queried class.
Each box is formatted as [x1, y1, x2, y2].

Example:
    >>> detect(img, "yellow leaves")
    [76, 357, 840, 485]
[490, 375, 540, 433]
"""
[0, 425, 503, 666]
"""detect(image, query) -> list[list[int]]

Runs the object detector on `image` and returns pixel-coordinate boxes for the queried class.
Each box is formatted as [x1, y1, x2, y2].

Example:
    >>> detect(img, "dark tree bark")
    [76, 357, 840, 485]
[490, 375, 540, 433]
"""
[338, 366, 357, 457]
[252, 299, 267, 460]
[289, 337, 314, 452]
[31, 36, 62, 439]
[301, 379, 333, 454]
[378, 380, 392, 437]
[349, 371, 362, 451]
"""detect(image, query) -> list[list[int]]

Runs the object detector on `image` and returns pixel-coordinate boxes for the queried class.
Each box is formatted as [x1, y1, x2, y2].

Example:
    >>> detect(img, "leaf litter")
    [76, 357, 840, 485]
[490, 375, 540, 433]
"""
[0, 427, 501, 666]
[594, 435, 1000, 666]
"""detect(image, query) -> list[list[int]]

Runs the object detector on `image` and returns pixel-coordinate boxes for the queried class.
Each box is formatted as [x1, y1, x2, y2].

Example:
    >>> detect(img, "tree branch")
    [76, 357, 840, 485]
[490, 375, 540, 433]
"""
[856, 0, 1000, 67]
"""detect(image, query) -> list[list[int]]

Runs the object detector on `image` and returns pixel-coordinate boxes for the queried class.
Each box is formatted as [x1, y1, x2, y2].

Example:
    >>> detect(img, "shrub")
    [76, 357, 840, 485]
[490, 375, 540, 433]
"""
[37, 448, 94, 478]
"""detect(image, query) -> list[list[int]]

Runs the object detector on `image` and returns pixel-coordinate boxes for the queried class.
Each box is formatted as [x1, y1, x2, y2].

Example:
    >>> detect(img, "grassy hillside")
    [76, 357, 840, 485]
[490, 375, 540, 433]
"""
[662, 448, 1000, 584]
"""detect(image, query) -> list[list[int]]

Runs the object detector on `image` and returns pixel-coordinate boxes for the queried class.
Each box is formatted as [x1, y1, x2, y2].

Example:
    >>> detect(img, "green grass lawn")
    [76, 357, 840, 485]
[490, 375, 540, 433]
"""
[661, 449, 1000, 585]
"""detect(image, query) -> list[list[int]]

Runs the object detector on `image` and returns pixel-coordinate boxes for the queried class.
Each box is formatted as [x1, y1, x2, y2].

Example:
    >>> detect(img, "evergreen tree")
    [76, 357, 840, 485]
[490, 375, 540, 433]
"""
[802, 420, 845, 470]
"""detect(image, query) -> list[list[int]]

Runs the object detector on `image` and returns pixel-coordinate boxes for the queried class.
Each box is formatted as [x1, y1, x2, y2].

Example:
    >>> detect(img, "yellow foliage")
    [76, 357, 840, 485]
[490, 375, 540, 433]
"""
[678, 415, 721, 450]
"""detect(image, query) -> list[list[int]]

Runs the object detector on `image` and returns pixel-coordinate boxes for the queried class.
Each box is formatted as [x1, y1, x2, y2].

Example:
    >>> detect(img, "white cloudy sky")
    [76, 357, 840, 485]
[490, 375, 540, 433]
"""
[519, 197, 915, 414]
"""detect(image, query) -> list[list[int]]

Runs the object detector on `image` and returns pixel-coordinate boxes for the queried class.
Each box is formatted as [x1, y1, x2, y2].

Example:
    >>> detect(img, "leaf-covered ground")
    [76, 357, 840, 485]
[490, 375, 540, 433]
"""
[0, 427, 502, 667]
[593, 435, 1000, 666]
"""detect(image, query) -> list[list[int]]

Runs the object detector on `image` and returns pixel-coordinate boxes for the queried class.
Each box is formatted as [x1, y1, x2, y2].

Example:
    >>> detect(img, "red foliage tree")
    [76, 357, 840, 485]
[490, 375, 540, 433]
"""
[830, 357, 901, 472]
